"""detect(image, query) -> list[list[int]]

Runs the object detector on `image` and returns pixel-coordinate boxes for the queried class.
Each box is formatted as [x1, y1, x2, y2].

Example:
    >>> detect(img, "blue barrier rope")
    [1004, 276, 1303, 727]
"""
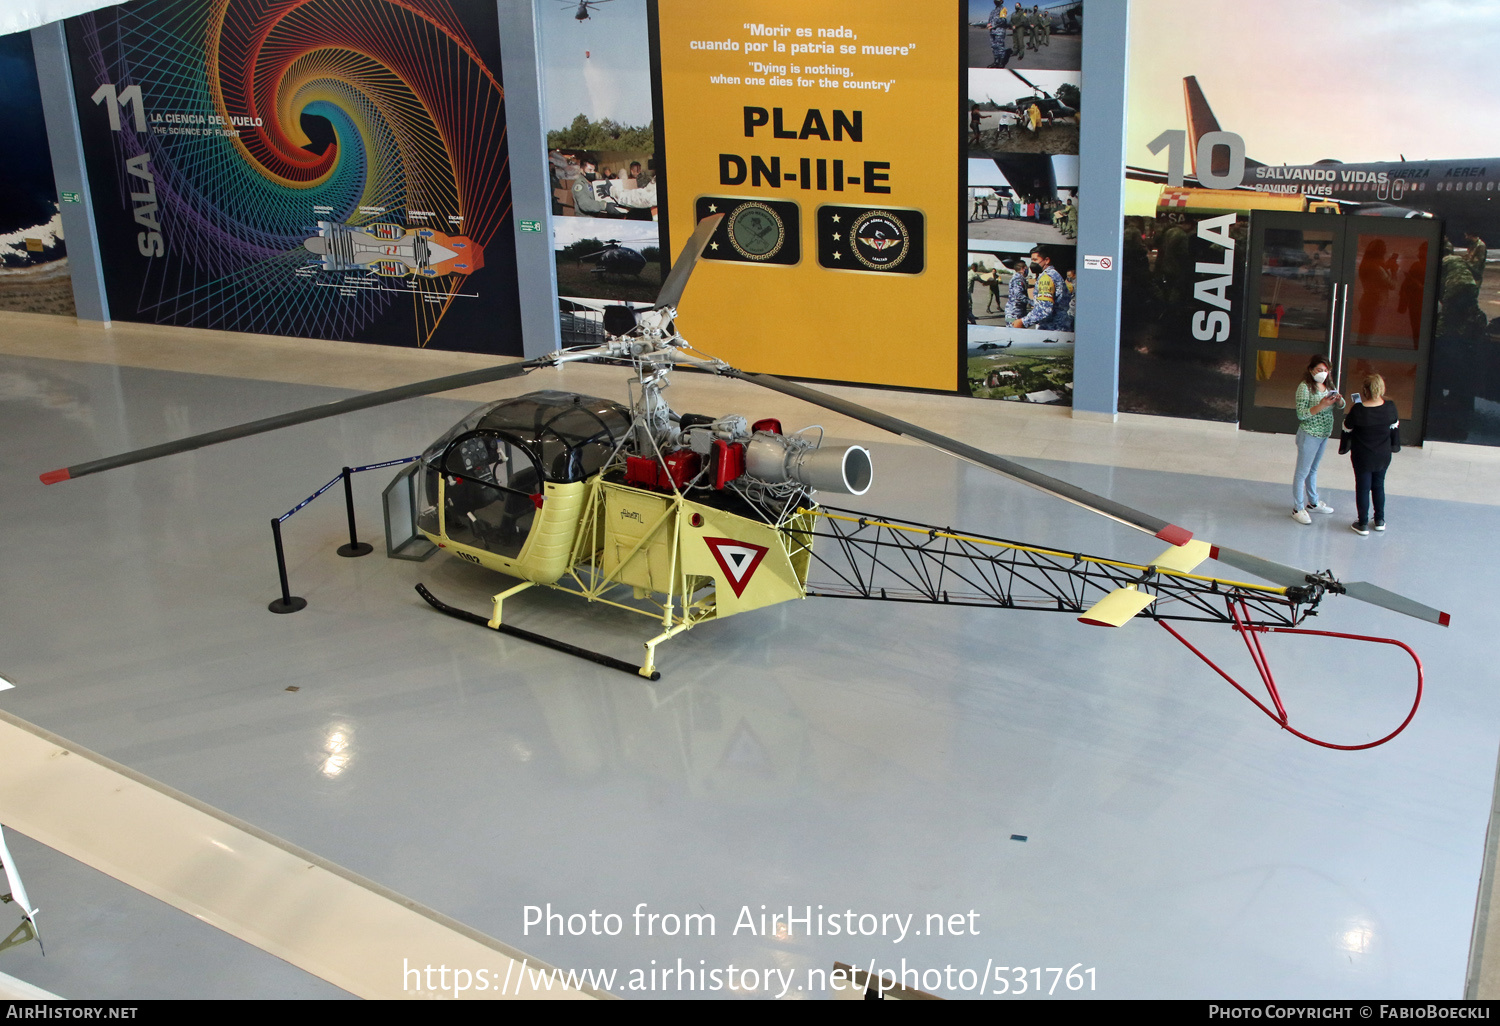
[277, 455, 420, 522]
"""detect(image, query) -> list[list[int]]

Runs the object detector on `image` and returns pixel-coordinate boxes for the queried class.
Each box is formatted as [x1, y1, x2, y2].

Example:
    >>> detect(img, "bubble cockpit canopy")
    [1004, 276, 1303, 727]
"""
[421, 390, 634, 484]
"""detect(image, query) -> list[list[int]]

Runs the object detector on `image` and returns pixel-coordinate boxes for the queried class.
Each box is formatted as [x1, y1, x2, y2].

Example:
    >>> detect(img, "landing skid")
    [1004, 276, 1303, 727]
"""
[415, 584, 662, 681]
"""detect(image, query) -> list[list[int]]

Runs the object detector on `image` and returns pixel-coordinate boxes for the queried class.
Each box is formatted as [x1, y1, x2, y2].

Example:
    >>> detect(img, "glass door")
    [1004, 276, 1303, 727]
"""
[1238, 212, 1340, 434]
[1240, 212, 1441, 444]
[1335, 219, 1440, 447]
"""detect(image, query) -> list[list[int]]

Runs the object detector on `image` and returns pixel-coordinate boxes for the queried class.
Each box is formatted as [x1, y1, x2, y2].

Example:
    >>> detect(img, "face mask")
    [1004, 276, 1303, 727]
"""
[1312, 371, 1328, 384]
[1029, 262, 1043, 275]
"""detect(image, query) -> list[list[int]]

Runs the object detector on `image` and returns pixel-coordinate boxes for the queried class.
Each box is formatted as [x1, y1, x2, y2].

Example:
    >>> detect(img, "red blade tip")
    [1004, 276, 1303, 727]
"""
[1155, 524, 1193, 547]
[1439, 612, 1451, 627]
[40, 468, 70, 485]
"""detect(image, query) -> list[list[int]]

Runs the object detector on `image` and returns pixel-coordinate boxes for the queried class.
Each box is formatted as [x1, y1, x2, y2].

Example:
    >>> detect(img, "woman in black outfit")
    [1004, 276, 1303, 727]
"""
[1344, 373, 1400, 536]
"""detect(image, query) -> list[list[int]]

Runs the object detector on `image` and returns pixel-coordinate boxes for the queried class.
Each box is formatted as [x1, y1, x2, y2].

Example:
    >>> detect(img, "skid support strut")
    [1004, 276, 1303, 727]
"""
[416, 584, 660, 680]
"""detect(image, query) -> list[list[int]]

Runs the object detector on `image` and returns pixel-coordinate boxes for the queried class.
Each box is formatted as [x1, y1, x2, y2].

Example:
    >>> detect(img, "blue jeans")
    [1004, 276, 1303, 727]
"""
[1292, 429, 1327, 509]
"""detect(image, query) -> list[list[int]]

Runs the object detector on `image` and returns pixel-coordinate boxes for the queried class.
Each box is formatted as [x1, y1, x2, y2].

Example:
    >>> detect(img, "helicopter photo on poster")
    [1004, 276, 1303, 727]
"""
[541, 0, 663, 307]
[967, 68, 1079, 158]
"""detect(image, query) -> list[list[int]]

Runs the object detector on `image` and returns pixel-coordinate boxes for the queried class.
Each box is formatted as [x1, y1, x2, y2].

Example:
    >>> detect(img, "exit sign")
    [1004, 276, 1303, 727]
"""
[61, 191, 80, 203]
[519, 219, 542, 233]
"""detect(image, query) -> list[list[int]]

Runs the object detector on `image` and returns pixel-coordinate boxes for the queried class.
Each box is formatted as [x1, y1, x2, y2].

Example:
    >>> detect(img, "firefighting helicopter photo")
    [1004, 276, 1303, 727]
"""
[560, 0, 612, 22]
[39, 215, 1449, 749]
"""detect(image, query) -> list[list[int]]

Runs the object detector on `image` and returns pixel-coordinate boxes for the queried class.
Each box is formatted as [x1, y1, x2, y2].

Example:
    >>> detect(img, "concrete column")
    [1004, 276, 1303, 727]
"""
[30, 19, 109, 324]
[1071, 0, 1129, 420]
[497, 1, 561, 358]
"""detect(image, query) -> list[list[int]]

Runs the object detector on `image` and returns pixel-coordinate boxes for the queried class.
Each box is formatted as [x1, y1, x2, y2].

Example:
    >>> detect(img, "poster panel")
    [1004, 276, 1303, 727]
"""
[652, 0, 957, 390]
[962, 3, 1082, 406]
[539, 0, 662, 340]
[66, 0, 522, 354]
[0, 31, 72, 316]
[1123, 0, 1500, 442]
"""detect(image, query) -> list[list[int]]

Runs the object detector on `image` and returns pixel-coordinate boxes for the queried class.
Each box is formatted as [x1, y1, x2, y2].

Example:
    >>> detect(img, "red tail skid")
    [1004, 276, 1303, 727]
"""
[1158, 599, 1424, 751]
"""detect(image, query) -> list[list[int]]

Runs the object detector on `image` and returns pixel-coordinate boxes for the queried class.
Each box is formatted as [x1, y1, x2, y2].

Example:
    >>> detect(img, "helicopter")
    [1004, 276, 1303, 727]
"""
[994, 69, 1078, 125]
[579, 239, 647, 277]
[560, 0, 612, 22]
[39, 215, 1450, 747]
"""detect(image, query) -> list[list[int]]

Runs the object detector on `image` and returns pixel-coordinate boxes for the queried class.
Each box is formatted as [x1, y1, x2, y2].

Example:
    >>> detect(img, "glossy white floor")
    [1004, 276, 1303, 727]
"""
[1, 312, 1498, 999]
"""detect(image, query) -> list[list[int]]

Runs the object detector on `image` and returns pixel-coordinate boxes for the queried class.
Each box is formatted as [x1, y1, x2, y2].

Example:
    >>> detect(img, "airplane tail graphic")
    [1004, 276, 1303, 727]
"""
[1183, 76, 1222, 178]
[1183, 76, 1262, 178]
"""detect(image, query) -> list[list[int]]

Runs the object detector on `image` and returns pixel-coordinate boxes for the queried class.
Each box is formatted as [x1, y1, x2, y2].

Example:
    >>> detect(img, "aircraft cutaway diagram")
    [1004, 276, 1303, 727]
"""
[303, 221, 484, 280]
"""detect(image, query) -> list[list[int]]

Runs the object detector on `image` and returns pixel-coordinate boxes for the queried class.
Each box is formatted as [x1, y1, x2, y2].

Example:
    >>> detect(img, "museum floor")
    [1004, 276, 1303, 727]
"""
[1, 310, 1499, 999]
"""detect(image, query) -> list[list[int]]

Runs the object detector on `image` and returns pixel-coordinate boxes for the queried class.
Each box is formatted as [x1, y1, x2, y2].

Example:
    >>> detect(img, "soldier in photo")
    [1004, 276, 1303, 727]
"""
[987, 0, 1012, 68]
[986, 266, 1005, 313]
[1014, 246, 1073, 331]
[1465, 230, 1488, 287]
[1004, 258, 1032, 323]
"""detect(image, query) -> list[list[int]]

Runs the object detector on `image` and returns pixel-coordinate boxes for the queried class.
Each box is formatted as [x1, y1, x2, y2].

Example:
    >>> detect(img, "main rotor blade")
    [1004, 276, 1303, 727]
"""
[41, 356, 552, 484]
[654, 213, 724, 312]
[1010, 68, 1045, 96]
[725, 369, 1194, 546]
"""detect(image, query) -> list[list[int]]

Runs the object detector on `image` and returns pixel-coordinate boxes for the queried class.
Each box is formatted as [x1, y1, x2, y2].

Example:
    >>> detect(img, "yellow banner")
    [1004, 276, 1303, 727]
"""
[655, 0, 957, 390]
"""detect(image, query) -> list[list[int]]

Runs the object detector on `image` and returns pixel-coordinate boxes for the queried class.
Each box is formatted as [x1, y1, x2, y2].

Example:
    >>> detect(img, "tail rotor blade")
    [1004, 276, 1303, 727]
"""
[41, 356, 552, 484]
[654, 213, 724, 312]
[1343, 581, 1451, 627]
[1212, 547, 1450, 626]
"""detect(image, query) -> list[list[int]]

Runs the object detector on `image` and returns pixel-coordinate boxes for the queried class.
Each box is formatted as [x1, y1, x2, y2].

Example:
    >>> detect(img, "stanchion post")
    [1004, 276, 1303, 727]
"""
[268, 517, 307, 614]
[337, 466, 373, 557]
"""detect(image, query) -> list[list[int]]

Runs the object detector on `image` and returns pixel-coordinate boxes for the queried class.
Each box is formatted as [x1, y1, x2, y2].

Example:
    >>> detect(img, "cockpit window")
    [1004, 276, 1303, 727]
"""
[422, 390, 633, 484]
[438, 432, 540, 558]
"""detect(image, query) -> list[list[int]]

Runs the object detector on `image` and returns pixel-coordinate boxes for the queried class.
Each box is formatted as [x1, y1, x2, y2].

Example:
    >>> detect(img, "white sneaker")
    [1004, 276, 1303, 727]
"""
[1308, 502, 1335, 515]
[1292, 508, 1312, 525]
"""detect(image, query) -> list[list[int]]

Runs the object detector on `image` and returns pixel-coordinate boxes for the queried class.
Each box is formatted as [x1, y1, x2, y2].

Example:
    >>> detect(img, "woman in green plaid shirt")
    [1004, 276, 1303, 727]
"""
[1291, 354, 1346, 525]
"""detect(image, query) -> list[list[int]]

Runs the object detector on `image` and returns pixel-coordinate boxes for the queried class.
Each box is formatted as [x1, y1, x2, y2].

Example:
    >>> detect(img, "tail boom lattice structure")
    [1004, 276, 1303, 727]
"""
[796, 507, 1317, 629]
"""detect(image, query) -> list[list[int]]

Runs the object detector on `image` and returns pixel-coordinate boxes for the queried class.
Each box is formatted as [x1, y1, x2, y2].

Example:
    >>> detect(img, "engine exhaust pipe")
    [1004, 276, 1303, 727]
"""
[745, 434, 873, 495]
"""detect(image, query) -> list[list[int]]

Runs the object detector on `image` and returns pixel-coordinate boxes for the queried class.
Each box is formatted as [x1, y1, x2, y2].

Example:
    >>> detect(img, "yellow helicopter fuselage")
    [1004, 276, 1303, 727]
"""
[421, 473, 815, 675]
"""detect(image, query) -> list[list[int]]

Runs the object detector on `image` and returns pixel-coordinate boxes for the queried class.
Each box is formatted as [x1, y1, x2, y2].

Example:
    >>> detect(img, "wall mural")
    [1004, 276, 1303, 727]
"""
[964, 1, 1082, 405]
[538, 0, 661, 345]
[0, 31, 71, 316]
[66, 0, 522, 354]
[1123, 0, 1500, 445]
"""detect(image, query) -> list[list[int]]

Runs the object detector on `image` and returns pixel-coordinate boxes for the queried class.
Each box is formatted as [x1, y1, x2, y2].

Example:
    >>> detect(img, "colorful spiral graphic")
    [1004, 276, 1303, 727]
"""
[71, 0, 519, 351]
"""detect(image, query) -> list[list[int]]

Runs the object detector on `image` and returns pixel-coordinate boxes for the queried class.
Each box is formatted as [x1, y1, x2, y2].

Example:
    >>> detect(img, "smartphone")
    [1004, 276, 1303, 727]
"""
[1350, 393, 1362, 404]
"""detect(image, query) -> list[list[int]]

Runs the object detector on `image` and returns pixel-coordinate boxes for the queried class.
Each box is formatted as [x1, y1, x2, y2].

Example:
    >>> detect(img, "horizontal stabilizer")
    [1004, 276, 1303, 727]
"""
[1149, 539, 1212, 575]
[1079, 586, 1156, 628]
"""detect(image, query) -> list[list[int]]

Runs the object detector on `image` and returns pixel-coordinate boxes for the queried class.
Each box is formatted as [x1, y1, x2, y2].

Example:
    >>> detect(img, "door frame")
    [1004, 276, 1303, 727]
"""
[1238, 211, 1442, 446]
